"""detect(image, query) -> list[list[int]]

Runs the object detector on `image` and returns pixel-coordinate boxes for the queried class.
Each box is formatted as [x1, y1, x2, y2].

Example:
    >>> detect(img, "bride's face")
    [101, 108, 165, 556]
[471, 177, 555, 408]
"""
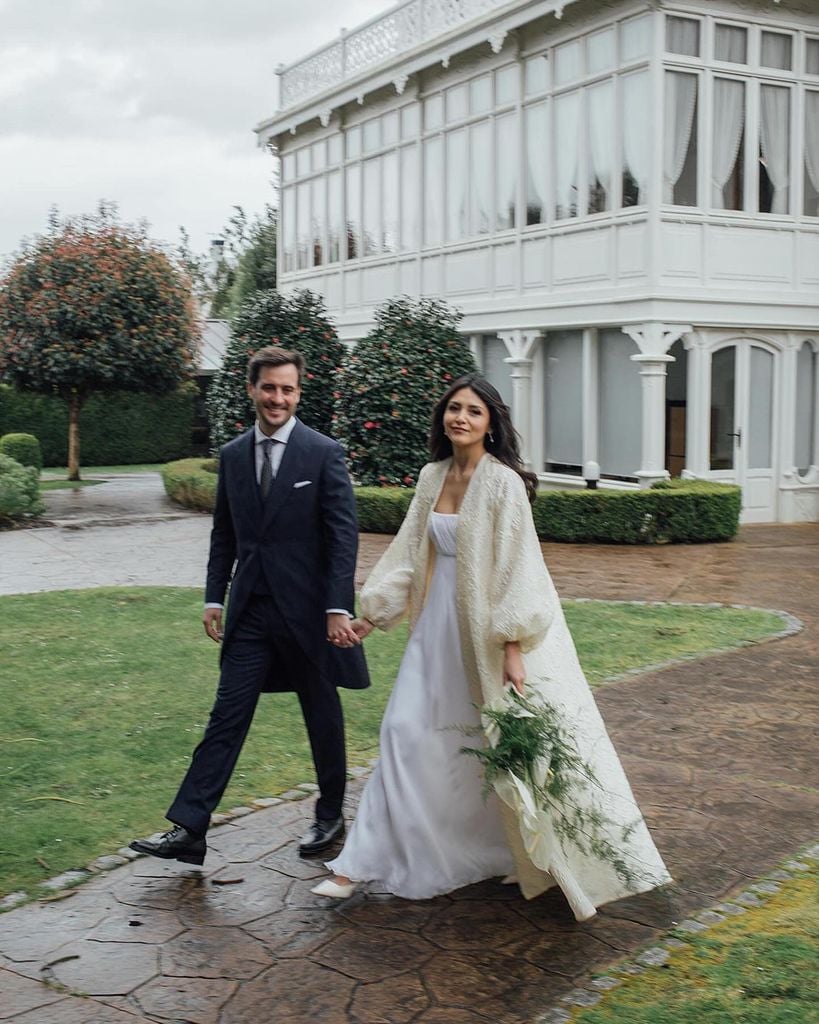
[443, 387, 491, 450]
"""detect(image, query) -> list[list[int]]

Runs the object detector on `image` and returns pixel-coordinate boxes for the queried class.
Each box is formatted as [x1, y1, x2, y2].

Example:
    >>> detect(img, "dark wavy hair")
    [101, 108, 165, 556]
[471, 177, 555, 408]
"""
[429, 374, 538, 503]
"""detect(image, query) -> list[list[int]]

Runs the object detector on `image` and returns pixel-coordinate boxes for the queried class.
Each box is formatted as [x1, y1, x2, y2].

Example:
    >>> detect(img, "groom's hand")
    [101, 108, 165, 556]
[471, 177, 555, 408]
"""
[203, 607, 223, 643]
[327, 612, 360, 648]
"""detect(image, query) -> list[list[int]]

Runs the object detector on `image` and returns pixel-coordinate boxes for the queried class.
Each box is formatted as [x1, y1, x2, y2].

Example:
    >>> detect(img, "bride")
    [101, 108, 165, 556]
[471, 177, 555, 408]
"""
[313, 375, 670, 919]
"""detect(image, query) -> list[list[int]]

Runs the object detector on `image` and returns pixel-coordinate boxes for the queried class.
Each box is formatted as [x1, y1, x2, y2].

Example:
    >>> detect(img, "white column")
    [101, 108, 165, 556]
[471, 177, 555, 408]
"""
[681, 331, 710, 478]
[498, 329, 540, 468]
[581, 328, 599, 470]
[468, 334, 483, 370]
[623, 322, 692, 488]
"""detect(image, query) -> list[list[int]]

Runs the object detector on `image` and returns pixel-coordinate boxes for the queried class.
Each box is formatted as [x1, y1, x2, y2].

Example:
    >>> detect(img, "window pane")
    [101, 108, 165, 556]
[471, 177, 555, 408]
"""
[424, 94, 444, 130]
[761, 31, 792, 71]
[495, 65, 517, 105]
[621, 14, 651, 62]
[346, 126, 361, 159]
[807, 39, 819, 76]
[382, 111, 399, 146]
[362, 158, 381, 255]
[283, 186, 296, 273]
[470, 121, 491, 235]
[588, 28, 615, 74]
[715, 24, 747, 64]
[446, 129, 468, 242]
[363, 118, 380, 153]
[555, 39, 582, 85]
[555, 92, 580, 218]
[496, 113, 517, 230]
[525, 55, 548, 95]
[664, 71, 698, 205]
[484, 337, 513, 407]
[346, 164, 361, 259]
[525, 102, 548, 225]
[446, 84, 468, 122]
[666, 16, 700, 57]
[327, 171, 341, 263]
[296, 147, 310, 177]
[712, 78, 745, 210]
[382, 152, 399, 252]
[599, 330, 641, 479]
[311, 178, 325, 266]
[759, 85, 790, 214]
[296, 181, 310, 269]
[543, 331, 583, 474]
[328, 135, 342, 165]
[804, 92, 819, 216]
[311, 140, 326, 172]
[470, 75, 492, 114]
[400, 145, 419, 250]
[401, 103, 421, 138]
[622, 71, 650, 206]
[795, 343, 817, 475]
[587, 81, 614, 213]
[748, 347, 773, 469]
[424, 136, 443, 246]
[710, 346, 735, 471]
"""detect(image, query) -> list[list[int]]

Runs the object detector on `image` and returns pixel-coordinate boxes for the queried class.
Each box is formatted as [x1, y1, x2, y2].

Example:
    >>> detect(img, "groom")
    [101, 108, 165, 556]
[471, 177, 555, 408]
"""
[131, 346, 368, 865]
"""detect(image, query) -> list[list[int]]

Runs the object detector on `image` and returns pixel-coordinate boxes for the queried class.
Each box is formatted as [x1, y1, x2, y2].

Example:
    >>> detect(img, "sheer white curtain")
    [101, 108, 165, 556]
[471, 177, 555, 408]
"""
[363, 158, 381, 255]
[446, 130, 468, 241]
[760, 85, 790, 214]
[496, 114, 518, 230]
[761, 32, 792, 71]
[470, 122, 491, 234]
[622, 72, 650, 205]
[382, 152, 399, 252]
[711, 78, 745, 208]
[555, 92, 580, 218]
[804, 92, 819, 216]
[666, 16, 700, 57]
[664, 72, 698, 203]
[400, 145, 419, 250]
[588, 82, 614, 212]
[424, 137, 443, 246]
[715, 24, 747, 64]
[525, 103, 548, 223]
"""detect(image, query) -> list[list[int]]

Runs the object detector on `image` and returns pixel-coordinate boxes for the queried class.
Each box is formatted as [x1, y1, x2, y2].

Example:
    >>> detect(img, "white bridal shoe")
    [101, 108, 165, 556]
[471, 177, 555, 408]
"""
[311, 877, 358, 899]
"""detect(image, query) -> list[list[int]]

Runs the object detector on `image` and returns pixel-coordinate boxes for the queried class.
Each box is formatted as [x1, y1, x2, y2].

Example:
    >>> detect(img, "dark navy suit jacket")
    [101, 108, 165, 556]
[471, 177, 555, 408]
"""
[205, 419, 369, 692]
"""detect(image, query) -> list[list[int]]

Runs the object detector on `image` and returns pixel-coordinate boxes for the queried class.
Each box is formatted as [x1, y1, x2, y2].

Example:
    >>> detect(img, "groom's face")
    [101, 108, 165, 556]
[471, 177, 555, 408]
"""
[247, 363, 301, 434]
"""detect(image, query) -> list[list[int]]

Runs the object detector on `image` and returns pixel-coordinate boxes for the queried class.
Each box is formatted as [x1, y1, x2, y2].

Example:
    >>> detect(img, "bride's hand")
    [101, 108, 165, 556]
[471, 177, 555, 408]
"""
[503, 642, 525, 694]
[351, 617, 375, 640]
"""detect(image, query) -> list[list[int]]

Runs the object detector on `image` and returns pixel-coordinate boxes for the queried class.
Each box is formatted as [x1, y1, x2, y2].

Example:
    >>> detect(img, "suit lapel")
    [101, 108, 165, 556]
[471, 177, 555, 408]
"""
[262, 418, 306, 528]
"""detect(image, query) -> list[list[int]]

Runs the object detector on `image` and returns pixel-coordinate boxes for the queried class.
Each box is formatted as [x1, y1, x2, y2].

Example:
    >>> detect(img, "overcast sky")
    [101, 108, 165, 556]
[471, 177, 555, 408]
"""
[0, 0, 392, 264]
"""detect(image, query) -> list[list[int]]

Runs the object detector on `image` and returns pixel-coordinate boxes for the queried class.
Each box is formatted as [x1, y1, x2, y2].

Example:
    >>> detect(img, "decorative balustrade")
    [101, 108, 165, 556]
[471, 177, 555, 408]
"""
[278, 0, 513, 110]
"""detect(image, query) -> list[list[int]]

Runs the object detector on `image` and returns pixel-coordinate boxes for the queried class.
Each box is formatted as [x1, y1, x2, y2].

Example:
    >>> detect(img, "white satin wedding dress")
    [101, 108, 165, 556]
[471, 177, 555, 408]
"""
[326, 512, 515, 897]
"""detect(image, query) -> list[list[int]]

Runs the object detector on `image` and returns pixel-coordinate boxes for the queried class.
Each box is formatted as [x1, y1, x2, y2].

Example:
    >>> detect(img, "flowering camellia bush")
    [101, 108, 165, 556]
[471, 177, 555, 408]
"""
[333, 297, 477, 486]
[206, 289, 345, 451]
[0, 205, 197, 480]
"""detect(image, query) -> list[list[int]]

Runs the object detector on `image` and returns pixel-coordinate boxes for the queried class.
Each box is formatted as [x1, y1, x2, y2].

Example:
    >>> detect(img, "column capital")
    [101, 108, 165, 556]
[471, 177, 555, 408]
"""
[498, 328, 541, 363]
[622, 322, 692, 358]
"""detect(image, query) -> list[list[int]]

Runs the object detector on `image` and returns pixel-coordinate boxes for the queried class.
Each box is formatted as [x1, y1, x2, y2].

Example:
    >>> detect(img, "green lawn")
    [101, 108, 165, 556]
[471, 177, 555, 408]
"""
[39, 479, 103, 491]
[0, 588, 785, 899]
[573, 868, 819, 1024]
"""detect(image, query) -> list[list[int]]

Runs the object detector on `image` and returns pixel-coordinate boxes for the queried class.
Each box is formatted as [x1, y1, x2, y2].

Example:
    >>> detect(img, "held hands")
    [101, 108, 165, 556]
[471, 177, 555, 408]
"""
[203, 607, 224, 643]
[503, 641, 525, 695]
[327, 613, 362, 649]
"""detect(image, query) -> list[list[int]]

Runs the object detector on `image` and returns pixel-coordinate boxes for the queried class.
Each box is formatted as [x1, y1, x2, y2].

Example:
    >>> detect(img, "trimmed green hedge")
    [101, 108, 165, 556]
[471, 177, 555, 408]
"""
[160, 458, 741, 543]
[0, 433, 42, 472]
[0, 383, 197, 467]
[0, 453, 44, 524]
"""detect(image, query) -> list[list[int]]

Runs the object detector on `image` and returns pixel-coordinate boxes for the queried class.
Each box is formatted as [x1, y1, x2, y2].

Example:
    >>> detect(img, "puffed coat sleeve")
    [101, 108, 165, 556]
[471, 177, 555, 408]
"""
[488, 470, 556, 653]
[360, 465, 431, 631]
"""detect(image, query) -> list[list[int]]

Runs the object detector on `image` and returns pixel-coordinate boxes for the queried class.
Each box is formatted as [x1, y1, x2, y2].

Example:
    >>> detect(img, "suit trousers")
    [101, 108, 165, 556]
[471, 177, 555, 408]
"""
[167, 595, 347, 836]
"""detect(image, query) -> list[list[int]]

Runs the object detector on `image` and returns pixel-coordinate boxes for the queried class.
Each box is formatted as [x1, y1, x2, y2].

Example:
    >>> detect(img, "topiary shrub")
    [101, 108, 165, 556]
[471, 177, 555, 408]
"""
[0, 452, 44, 525]
[333, 297, 477, 486]
[0, 432, 42, 472]
[206, 289, 345, 451]
[160, 458, 218, 512]
[354, 487, 415, 533]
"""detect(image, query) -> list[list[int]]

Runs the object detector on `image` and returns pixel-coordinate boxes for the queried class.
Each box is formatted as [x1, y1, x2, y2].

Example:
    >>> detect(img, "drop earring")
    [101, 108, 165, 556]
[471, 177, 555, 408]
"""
[487, 431, 495, 445]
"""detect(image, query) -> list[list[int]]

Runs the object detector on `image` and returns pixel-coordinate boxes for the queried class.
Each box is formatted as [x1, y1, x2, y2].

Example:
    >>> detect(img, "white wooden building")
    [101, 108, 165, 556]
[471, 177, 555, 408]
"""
[256, 0, 819, 523]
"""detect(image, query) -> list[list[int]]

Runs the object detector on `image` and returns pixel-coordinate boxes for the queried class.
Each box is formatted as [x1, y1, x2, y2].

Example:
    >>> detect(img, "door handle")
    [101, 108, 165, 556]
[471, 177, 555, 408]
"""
[727, 429, 742, 448]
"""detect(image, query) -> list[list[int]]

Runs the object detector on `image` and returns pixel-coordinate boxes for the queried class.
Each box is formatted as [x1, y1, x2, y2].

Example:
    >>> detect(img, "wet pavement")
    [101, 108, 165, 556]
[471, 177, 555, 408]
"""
[0, 476, 817, 1023]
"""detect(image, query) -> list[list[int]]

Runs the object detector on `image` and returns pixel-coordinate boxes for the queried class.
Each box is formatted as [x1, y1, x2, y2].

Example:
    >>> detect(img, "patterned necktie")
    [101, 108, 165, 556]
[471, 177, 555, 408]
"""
[260, 438, 275, 499]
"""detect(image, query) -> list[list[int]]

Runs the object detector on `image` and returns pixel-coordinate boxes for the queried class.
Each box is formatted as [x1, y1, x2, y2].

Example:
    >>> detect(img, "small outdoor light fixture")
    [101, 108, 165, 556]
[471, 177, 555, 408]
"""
[583, 460, 600, 490]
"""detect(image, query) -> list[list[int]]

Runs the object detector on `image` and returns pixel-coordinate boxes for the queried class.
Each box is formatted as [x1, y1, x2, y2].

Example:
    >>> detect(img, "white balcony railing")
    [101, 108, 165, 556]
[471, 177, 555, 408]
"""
[278, 0, 513, 110]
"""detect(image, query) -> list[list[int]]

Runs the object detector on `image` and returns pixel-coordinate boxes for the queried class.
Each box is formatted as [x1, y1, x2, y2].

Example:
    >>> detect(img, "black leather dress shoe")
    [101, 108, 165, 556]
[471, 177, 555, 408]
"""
[129, 824, 206, 866]
[298, 816, 345, 856]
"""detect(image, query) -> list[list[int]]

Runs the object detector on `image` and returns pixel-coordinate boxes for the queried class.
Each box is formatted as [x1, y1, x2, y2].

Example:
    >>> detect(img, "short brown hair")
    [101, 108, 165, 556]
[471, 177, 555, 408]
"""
[247, 346, 305, 386]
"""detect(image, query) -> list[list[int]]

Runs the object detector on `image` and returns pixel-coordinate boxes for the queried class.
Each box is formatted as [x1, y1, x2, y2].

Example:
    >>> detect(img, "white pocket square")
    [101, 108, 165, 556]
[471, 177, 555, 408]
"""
[293, 480, 312, 489]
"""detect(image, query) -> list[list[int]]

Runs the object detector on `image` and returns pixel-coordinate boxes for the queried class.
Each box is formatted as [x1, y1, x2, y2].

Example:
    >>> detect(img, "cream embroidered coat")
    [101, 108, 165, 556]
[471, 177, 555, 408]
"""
[360, 455, 671, 920]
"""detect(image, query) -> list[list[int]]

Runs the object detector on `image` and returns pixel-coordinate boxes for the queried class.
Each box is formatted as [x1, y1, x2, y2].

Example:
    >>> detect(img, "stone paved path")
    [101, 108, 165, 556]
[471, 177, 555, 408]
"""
[0, 506, 817, 1023]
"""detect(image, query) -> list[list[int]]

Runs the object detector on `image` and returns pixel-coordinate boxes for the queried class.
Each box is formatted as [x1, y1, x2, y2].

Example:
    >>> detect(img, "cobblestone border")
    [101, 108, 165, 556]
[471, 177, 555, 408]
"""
[536, 841, 819, 1024]
[1, 601, 801, 908]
